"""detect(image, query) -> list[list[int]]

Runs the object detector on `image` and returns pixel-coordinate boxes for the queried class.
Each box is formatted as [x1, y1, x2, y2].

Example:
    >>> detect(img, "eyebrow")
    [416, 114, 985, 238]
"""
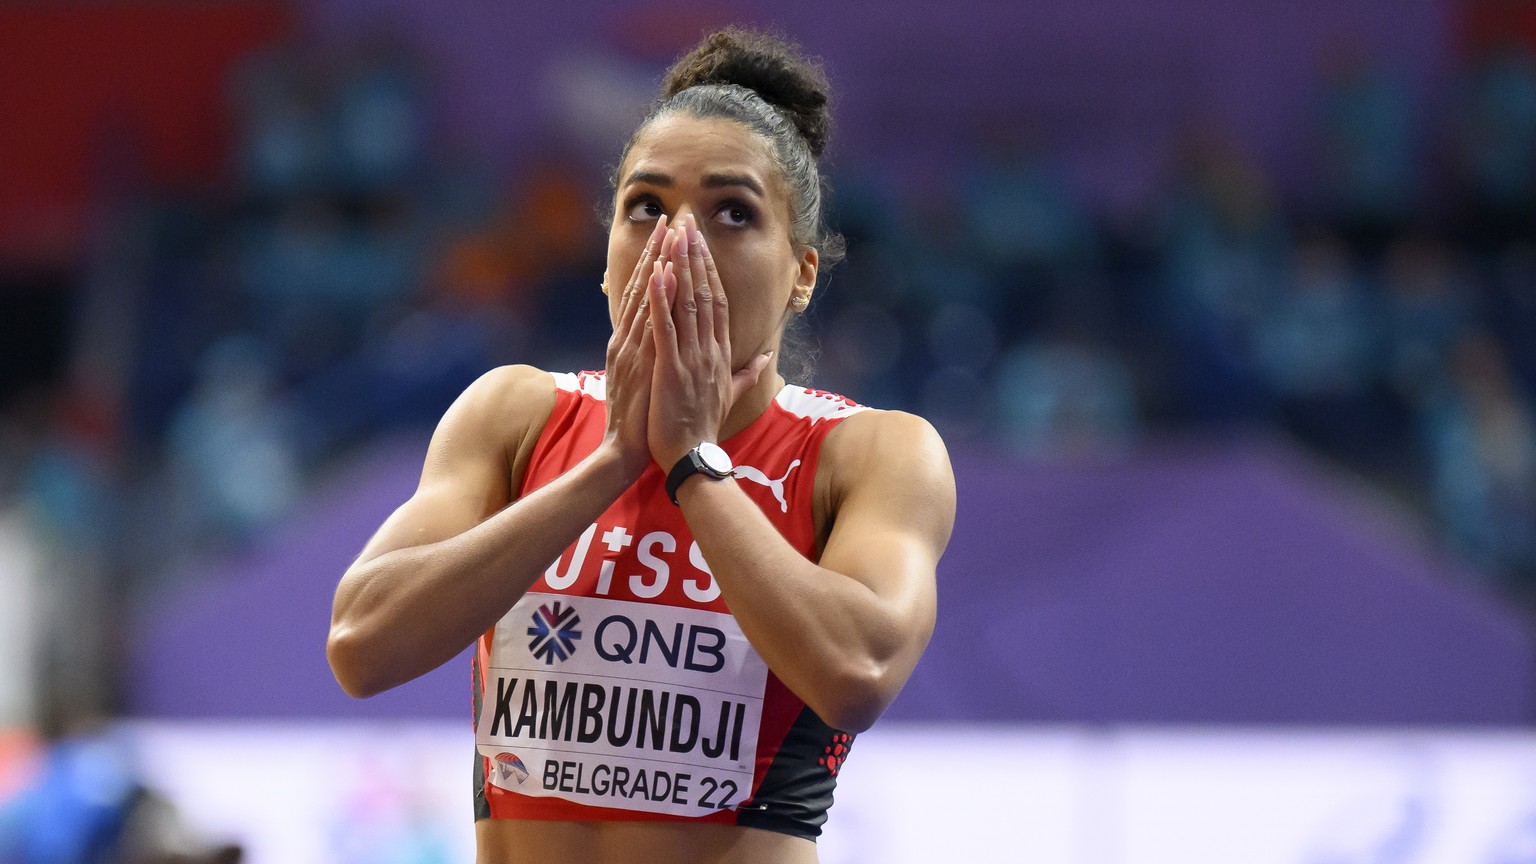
[623, 170, 765, 198]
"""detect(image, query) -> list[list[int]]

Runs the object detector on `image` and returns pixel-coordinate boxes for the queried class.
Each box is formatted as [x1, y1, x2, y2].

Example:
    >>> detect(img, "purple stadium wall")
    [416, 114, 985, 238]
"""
[127, 436, 1533, 724]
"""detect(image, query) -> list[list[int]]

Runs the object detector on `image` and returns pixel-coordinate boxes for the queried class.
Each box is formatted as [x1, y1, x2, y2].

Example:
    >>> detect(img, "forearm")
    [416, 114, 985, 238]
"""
[328, 446, 637, 697]
[677, 477, 910, 732]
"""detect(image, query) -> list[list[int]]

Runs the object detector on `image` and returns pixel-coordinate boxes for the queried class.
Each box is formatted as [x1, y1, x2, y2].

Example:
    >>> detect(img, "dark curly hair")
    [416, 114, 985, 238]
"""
[610, 28, 845, 273]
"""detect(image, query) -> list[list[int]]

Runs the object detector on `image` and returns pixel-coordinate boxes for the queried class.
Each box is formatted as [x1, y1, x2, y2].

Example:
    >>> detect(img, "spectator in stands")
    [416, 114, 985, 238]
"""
[1451, 42, 1536, 246]
[1379, 232, 1475, 410]
[1316, 44, 1421, 255]
[1485, 241, 1536, 399]
[1254, 228, 1382, 457]
[993, 332, 1138, 459]
[959, 128, 1098, 343]
[1156, 123, 1288, 423]
[1423, 328, 1536, 577]
[165, 336, 301, 547]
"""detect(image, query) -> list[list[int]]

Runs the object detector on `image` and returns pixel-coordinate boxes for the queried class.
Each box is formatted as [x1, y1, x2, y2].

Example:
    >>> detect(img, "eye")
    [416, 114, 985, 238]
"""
[624, 196, 664, 223]
[714, 200, 754, 228]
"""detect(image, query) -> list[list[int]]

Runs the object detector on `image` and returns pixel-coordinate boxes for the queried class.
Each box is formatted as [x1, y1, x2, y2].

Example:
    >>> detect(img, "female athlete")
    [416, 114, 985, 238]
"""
[327, 28, 955, 864]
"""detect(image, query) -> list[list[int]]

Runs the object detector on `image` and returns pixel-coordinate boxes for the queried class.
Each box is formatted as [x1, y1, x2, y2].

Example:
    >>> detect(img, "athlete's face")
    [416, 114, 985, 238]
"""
[607, 114, 817, 369]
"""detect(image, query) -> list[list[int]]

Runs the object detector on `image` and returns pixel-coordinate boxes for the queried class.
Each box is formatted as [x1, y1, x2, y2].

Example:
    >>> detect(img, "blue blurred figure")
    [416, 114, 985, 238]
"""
[1423, 329, 1536, 578]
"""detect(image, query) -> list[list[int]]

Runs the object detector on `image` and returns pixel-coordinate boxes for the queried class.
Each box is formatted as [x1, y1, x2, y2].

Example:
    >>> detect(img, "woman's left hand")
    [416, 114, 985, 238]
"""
[646, 214, 773, 469]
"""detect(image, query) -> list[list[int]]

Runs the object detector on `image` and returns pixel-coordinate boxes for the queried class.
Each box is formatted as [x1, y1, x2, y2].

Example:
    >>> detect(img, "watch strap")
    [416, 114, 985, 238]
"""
[665, 446, 731, 505]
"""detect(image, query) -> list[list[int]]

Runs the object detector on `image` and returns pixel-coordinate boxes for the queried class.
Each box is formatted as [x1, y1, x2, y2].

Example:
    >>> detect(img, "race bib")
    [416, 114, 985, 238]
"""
[476, 592, 768, 817]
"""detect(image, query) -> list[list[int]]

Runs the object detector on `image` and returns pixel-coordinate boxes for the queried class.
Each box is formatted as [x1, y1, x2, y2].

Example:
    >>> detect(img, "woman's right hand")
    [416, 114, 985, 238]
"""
[603, 216, 673, 479]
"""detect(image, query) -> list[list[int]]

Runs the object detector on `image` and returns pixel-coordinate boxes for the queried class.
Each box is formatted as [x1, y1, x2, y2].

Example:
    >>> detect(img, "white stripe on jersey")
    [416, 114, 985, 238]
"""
[551, 371, 608, 400]
[774, 386, 869, 422]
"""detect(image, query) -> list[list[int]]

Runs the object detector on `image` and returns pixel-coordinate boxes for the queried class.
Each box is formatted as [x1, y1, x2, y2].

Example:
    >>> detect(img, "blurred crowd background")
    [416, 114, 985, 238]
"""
[2, 0, 1536, 859]
[3, 0, 1535, 728]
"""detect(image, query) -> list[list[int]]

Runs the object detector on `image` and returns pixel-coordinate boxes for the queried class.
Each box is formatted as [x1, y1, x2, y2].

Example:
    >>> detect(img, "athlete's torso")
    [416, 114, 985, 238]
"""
[473, 371, 868, 845]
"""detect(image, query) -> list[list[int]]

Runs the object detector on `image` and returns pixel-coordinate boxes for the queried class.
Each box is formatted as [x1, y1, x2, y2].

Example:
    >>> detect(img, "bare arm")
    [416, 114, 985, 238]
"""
[327, 219, 673, 697]
[676, 410, 954, 732]
[644, 216, 954, 732]
[325, 365, 640, 697]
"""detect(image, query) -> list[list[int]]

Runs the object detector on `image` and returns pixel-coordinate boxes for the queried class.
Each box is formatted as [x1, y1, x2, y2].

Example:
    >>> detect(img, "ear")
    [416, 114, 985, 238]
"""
[789, 246, 818, 310]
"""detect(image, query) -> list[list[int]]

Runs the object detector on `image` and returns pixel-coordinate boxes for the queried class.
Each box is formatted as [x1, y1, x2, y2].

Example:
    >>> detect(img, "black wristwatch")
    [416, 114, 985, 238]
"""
[665, 442, 734, 505]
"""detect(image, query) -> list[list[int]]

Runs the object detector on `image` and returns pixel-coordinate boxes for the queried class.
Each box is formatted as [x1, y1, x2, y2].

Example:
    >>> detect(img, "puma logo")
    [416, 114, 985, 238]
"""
[733, 459, 801, 513]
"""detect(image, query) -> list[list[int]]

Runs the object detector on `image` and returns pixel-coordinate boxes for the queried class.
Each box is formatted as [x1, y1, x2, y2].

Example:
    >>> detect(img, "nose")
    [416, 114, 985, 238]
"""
[671, 206, 698, 230]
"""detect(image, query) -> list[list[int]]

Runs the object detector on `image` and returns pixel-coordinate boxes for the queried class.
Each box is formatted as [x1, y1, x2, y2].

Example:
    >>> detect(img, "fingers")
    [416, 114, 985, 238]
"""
[625, 264, 658, 387]
[623, 217, 665, 317]
[684, 216, 714, 348]
[620, 259, 661, 360]
[616, 217, 668, 342]
[619, 225, 674, 364]
[610, 258, 663, 398]
[672, 218, 699, 351]
[698, 227, 729, 351]
[648, 257, 680, 367]
[731, 351, 775, 405]
[637, 227, 678, 319]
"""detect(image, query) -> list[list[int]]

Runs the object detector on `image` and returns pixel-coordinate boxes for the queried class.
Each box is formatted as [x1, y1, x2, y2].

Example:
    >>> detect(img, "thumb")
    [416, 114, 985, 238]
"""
[730, 351, 775, 403]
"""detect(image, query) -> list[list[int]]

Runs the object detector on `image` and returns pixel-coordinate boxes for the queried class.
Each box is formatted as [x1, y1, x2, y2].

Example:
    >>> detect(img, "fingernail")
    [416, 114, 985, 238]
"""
[677, 226, 688, 257]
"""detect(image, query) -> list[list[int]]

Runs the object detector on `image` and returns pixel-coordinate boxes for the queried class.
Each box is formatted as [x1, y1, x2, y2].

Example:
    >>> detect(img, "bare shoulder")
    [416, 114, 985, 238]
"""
[821, 408, 956, 539]
[824, 408, 953, 487]
[351, 365, 558, 566]
[431, 364, 557, 463]
[447, 363, 558, 433]
[411, 363, 560, 506]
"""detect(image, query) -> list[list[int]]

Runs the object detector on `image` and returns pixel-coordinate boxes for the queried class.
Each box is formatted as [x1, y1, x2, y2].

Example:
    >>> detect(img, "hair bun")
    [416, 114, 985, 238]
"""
[662, 28, 831, 158]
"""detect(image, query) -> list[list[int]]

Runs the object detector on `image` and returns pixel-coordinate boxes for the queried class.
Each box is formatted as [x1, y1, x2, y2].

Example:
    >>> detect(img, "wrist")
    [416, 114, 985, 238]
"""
[656, 447, 696, 471]
[664, 441, 733, 505]
[592, 438, 651, 486]
[654, 437, 715, 473]
[674, 471, 735, 506]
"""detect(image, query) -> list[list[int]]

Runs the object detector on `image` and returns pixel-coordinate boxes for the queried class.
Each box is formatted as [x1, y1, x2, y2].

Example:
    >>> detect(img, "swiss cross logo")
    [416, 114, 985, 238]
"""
[527, 601, 582, 664]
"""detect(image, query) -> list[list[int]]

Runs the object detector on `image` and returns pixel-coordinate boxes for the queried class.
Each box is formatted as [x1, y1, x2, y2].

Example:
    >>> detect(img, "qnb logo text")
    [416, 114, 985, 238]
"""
[593, 615, 727, 674]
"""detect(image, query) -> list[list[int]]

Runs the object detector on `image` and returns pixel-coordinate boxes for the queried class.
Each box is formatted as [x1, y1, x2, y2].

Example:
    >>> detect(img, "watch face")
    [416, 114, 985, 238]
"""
[696, 442, 733, 476]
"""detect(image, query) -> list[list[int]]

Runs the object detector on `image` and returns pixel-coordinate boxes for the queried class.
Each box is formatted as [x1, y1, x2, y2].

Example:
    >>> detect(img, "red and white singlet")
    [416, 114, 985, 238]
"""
[472, 371, 869, 840]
